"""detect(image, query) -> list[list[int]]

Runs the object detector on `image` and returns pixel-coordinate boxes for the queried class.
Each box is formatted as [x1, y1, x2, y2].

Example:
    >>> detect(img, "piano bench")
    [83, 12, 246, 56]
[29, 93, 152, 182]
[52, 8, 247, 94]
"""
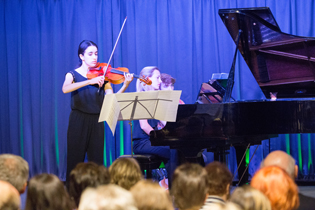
[118, 154, 163, 179]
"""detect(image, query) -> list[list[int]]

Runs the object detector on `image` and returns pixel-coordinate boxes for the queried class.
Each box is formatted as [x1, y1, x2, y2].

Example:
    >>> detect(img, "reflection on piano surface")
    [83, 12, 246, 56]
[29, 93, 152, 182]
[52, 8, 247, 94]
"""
[150, 7, 315, 182]
[219, 7, 315, 98]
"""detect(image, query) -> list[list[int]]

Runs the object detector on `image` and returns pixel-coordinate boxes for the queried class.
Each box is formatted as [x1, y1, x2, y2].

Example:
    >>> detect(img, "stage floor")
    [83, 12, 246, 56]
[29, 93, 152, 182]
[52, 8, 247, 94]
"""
[300, 186, 315, 198]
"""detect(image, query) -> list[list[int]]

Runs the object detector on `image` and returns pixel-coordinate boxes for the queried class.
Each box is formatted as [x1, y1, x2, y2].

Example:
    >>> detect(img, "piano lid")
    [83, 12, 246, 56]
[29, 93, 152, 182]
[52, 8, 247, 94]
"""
[219, 7, 315, 99]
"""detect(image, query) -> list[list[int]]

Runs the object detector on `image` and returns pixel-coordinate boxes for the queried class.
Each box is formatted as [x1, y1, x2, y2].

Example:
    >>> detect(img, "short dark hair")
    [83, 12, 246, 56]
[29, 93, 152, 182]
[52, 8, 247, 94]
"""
[205, 161, 233, 196]
[171, 163, 208, 210]
[161, 73, 176, 86]
[68, 162, 110, 207]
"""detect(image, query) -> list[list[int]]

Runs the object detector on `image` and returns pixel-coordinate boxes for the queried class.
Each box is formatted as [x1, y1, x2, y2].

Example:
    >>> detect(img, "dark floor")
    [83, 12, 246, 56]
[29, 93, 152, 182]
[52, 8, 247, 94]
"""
[299, 186, 315, 198]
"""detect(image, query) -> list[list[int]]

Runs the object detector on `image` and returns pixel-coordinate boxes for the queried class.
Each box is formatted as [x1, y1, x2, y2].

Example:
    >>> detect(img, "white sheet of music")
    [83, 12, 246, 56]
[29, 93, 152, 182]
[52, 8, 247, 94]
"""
[98, 90, 182, 135]
[154, 90, 182, 122]
[98, 93, 121, 134]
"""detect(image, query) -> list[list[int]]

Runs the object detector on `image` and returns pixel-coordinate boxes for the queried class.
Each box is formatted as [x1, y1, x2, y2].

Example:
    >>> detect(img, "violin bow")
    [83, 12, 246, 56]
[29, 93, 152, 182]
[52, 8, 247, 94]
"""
[103, 17, 127, 77]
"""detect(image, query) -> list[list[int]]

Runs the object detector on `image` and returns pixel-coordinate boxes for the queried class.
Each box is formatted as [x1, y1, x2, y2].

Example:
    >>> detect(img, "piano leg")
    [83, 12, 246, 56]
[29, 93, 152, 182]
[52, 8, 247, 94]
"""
[234, 145, 249, 186]
[213, 147, 229, 163]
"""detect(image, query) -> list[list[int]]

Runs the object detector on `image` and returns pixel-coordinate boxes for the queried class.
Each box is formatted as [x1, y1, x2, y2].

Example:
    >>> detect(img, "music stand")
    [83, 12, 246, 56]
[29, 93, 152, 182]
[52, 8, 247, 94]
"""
[98, 90, 182, 157]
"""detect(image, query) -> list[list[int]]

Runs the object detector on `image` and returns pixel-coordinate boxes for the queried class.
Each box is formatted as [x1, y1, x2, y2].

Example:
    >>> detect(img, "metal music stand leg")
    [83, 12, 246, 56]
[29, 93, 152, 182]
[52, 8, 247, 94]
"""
[129, 120, 133, 158]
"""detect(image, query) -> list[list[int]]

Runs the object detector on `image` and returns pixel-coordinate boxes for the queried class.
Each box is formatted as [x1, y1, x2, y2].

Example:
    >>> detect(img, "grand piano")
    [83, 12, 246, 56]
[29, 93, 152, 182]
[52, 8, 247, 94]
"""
[150, 7, 315, 182]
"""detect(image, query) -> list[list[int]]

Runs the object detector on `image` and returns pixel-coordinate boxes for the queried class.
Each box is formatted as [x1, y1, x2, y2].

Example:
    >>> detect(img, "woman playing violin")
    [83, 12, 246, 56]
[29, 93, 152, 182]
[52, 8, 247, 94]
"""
[62, 40, 133, 185]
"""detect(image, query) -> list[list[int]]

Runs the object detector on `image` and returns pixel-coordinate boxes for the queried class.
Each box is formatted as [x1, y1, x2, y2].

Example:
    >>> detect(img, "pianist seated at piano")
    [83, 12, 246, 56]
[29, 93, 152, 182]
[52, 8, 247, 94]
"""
[132, 66, 176, 185]
[160, 73, 185, 104]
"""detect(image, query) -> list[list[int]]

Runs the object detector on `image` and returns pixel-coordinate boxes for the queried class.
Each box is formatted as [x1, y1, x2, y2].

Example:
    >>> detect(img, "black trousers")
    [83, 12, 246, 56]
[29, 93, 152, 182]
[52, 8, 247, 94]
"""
[133, 138, 179, 183]
[66, 110, 104, 183]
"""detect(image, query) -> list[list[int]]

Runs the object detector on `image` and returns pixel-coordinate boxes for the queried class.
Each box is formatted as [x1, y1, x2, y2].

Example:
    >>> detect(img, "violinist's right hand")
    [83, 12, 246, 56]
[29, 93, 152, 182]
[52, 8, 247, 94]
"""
[89, 76, 105, 87]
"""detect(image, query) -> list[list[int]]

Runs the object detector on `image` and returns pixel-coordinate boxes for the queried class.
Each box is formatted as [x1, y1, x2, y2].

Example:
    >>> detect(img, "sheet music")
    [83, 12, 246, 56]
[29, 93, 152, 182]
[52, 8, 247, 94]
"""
[154, 90, 182, 122]
[99, 90, 182, 135]
[98, 94, 121, 135]
[115, 91, 159, 120]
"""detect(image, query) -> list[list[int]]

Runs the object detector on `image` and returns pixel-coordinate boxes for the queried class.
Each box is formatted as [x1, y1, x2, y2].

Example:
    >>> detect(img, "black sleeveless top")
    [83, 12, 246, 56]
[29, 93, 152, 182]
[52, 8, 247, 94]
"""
[69, 71, 107, 114]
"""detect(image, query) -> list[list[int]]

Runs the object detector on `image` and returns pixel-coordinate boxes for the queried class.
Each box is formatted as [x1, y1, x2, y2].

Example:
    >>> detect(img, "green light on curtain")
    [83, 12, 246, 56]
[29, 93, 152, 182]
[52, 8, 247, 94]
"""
[308, 134, 312, 171]
[19, 91, 24, 158]
[120, 121, 124, 156]
[245, 148, 249, 167]
[54, 114, 60, 167]
[103, 122, 107, 167]
[41, 138, 43, 168]
[19, 115, 24, 158]
[109, 146, 113, 165]
[297, 134, 302, 171]
[285, 134, 290, 155]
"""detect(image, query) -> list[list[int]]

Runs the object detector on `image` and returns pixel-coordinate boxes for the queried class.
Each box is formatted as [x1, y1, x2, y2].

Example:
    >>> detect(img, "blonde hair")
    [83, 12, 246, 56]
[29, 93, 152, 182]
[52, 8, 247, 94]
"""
[136, 66, 160, 92]
[78, 184, 137, 210]
[229, 185, 271, 210]
[109, 158, 143, 190]
[130, 180, 173, 210]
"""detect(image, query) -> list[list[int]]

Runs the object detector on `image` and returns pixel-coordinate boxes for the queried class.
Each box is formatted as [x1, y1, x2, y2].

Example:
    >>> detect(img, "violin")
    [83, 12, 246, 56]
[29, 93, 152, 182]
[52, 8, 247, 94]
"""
[86, 18, 151, 87]
[87, 63, 152, 85]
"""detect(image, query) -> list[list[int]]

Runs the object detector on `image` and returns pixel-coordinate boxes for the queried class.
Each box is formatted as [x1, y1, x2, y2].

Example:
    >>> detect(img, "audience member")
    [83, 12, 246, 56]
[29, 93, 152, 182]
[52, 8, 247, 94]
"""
[25, 173, 75, 210]
[251, 166, 299, 210]
[0, 180, 20, 210]
[201, 161, 232, 209]
[0, 154, 29, 194]
[261, 150, 297, 179]
[229, 185, 271, 210]
[130, 179, 173, 210]
[109, 157, 142, 190]
[171, 163, 208, 210]
[68, 162, 110, 207]
[78, 184, 137, 210]
[261, 150, 315, 210]
[222, 202, 242, 210]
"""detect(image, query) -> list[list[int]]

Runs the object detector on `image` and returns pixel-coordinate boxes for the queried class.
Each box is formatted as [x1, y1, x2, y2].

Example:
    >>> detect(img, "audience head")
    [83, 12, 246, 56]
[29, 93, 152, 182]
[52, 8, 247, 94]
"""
[205, 161, 232, 200]
[136, 66, 161, 92]
[251, 166, 299, 210]
[0, 180, 20, 210]
[229, 185, 271, 210]
[78, 184, 137, 210]
[25, 173, 75, 210]
[0, 154, 29, 194]
[171, 163, 208, 210]
[109, 157, 142, 190]
[223, 202, 243, 210]
[130, 179, 173, 210]
[261, 150, 297, 179]
[161, 73, 176, 90]
[69, 162, 110, 207]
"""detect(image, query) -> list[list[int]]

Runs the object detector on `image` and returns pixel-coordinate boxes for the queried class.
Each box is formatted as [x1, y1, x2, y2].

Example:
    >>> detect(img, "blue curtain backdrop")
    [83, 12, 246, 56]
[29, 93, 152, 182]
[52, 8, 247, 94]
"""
[1, 0, 315, 181]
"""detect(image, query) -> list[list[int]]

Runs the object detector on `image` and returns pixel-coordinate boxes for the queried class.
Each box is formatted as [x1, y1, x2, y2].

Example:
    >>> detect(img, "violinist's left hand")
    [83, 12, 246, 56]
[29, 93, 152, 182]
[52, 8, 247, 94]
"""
[123, 73, 134, 86]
